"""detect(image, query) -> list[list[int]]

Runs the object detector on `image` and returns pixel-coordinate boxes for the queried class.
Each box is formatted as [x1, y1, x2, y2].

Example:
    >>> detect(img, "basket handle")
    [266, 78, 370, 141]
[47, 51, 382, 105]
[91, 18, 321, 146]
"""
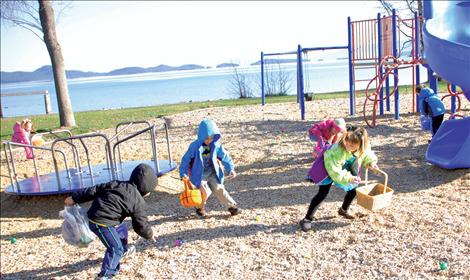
[365, 167, 388, 194]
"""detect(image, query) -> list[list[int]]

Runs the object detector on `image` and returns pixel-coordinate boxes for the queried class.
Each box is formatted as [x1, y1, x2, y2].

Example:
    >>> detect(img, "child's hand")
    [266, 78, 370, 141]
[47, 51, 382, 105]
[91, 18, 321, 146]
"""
[64, 196, 75, 206]
[369, 163, 379, 171]
[228, 170, 237, 179]
[349, 176, 361, 184]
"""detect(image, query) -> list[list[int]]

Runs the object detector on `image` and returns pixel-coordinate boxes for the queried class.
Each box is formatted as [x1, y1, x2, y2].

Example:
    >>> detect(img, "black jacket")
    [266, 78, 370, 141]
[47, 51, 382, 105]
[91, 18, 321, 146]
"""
[72, 163, 157, 240]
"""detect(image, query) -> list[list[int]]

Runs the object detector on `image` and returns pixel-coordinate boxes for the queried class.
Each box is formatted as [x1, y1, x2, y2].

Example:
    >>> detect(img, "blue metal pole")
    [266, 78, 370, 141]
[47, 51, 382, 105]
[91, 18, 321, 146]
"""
[414, 11, 421, 113]
[347, 16, 355, 116]
[297, 44, 305, 120]
[392, 9, 399, 120]
[261, 52, 265, 106]
[386, 76, 390, 111]
[428, 68, 438, 95]
[451, 84, 456, 114]
[377, 13, 384, 115]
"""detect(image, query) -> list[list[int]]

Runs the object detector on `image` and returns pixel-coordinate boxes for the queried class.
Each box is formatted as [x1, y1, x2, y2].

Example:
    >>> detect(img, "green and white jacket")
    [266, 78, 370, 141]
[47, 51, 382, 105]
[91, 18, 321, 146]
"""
[324, 143, 378, 186]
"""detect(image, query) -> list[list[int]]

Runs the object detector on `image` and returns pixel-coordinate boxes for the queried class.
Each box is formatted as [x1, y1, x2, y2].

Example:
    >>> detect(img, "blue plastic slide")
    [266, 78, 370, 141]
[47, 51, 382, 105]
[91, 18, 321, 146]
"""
[422, 1, 470, 168]
[425, 117, 470, 169]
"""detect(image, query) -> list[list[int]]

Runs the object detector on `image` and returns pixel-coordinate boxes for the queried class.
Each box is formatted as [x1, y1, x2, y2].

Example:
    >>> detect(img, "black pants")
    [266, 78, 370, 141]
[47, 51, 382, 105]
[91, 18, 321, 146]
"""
[431, 114, 444, 136]
[304, 183, 356, 220]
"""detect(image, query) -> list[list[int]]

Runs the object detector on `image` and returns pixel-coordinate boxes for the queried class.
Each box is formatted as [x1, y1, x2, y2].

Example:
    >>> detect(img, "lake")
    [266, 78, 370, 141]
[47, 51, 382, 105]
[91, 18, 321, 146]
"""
[0, 61, 422, 117]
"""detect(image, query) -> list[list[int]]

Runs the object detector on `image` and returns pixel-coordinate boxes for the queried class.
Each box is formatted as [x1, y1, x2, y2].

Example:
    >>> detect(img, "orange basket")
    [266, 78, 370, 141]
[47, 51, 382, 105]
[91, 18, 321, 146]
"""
[356, 168, 393, 211]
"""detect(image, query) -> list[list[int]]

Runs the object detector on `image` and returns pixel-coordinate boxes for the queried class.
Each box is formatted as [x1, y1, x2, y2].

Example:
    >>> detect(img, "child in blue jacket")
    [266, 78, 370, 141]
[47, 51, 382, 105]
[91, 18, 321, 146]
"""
[179, 119, 240, 217]
[416, 85, 445, 136]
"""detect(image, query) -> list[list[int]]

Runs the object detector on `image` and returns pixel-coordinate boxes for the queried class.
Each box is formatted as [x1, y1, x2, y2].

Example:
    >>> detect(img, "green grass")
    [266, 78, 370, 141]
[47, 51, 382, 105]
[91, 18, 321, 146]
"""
[0, 82, 449, 142]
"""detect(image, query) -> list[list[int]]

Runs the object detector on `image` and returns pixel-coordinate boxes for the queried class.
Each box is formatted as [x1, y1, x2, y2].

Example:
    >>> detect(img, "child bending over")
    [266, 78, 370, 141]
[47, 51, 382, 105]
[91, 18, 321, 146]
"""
[64, 163, 156, 279]
[416, 85, 445, 136]
[308, 118, 346, 150]
[179, 119, 240, 217]
[300, 127, 378, 232]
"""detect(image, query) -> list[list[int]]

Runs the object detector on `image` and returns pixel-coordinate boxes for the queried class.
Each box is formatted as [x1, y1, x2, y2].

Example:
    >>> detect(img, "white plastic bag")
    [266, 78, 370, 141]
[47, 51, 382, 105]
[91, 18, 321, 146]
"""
[59, 205, 95, 247]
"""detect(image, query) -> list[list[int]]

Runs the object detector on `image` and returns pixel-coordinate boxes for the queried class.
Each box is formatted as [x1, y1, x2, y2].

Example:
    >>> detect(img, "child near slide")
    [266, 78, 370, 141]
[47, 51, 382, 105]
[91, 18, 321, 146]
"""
[416, 84, 445, 137]
[179, 119, 240, 217]
[300, 127, 379, 232]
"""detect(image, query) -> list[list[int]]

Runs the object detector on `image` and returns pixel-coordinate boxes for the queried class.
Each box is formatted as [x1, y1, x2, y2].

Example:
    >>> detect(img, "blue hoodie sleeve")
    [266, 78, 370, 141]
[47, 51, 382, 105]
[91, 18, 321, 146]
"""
[217, 144, 234, 173]
[179, 142, 196, 178]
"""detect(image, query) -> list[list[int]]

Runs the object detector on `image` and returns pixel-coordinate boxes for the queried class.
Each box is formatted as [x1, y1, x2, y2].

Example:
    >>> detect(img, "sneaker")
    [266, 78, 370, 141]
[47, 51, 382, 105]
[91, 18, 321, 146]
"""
[338, 207, 355, 220]
[228, 207, 241, 216]
[122, 245, 136, 259]
[96, 276, 113, 280]
[195, 207, 206, 217]
[299, 218, 312, 232]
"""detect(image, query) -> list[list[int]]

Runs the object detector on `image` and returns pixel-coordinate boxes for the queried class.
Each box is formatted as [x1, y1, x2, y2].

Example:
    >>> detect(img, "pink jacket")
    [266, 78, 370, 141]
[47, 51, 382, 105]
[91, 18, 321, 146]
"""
[11, 122, 33, 159]
[308, 119, 340, 148]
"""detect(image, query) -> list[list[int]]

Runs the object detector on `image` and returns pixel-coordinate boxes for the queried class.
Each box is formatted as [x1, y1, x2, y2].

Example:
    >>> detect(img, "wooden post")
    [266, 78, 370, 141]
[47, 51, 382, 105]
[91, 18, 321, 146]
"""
[44, 91, 52, 114]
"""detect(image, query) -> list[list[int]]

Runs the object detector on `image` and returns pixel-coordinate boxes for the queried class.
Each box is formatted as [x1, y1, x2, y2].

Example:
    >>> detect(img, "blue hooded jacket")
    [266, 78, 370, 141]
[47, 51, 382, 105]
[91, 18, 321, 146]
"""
[179, 119, 234, 187]
[418, 87, 445, 117]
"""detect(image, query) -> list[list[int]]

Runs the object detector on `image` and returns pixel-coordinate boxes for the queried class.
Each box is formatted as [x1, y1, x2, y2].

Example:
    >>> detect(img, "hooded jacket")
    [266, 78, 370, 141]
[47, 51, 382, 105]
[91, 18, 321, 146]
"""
[71, 163, 156, 239]
[418, 87, 445, 117]
[179, 119, 234, 187]
[11, 122, 33, 159]
[308, 119, 343, 148]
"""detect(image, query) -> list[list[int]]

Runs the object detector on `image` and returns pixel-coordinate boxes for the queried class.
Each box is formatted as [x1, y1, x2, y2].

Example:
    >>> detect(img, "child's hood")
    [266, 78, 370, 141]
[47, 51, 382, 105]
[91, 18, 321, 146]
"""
[197, 119, 221, 144]
[420, 87, 435, 99]
[129, 163, 157, 196]
[13, 122, 23, 133]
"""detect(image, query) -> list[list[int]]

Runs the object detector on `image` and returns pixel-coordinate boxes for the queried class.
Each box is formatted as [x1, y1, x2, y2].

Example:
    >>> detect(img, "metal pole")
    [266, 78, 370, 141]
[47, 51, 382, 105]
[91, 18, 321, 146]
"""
[414, 11, 421, 113]
[451, 84, 457, 113]
[347, 16, 355, 116]
[377, 13, 384, 116]
[261, 52, 265, 106]
[3, 144, 16, 191]
[297, 45, 303, 105]
[392, 9, 400, 120]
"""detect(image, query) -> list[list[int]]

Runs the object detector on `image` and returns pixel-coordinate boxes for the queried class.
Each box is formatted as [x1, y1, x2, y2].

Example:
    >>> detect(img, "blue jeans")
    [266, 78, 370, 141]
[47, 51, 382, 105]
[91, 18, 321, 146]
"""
[89, 222, 128, 277]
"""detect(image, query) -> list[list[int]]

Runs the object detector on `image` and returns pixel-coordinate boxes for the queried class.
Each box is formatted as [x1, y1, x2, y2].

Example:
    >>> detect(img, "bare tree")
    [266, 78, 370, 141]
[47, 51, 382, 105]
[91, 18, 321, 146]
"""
[228, 63, 254, 99]
[1, 0, 76, 127]
[265, 60, 291, 96]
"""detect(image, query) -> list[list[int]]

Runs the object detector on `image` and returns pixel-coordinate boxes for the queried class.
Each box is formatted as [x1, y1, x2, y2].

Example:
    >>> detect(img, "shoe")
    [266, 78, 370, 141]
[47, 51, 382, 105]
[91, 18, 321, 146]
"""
[299, 218, 312, 232]
[96, 276, 113, 280]
[228, 207, 241, 216]
[122, 245, 136, 259]
[338, 207, 355, 220]
[196, 207, 206, 217]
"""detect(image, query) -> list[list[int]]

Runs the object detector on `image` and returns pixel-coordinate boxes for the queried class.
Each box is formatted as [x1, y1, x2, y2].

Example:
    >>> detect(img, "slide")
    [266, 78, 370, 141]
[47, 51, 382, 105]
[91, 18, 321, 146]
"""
[422, 1, 470, 169]
[425, 117, 470, 169]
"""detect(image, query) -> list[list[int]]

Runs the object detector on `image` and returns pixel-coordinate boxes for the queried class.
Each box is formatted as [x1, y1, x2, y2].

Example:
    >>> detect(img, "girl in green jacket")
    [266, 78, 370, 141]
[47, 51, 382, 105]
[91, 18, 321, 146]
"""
[300, 127, 379, 232]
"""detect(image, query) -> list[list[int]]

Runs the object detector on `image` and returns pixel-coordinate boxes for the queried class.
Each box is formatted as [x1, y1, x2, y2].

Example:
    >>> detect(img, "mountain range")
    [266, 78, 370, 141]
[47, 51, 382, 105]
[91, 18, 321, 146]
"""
[1, 63, 242, 84]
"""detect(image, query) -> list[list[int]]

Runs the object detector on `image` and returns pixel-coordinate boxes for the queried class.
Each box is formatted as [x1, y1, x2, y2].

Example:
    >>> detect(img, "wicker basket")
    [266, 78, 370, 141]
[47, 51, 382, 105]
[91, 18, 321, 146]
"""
[356, 168, 393, 211]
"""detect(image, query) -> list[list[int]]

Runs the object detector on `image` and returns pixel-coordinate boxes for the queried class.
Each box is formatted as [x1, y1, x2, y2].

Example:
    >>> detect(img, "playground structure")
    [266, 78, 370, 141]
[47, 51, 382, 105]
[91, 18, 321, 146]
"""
[421, 0, 470, 169]
[2, 121, 177, 196]
[260, 9, 463, 126]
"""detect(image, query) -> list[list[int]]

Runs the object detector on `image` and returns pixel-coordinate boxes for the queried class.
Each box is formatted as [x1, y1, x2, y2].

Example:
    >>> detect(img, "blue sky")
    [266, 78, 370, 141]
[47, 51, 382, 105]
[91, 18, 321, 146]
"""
[1, 1, 387, 72]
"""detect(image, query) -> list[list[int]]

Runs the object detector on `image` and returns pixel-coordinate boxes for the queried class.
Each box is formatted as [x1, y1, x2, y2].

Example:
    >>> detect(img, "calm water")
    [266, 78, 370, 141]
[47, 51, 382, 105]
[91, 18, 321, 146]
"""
[0, 61, 421, 117]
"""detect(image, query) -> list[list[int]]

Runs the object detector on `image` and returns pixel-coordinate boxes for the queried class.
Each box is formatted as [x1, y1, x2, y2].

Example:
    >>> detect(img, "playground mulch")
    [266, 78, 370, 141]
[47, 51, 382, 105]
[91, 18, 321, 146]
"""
[1, 94, 469, 279]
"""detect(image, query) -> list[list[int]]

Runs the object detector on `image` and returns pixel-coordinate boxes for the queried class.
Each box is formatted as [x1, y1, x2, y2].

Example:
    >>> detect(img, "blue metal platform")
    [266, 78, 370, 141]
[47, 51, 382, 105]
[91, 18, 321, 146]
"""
[5, 160, 177, 196]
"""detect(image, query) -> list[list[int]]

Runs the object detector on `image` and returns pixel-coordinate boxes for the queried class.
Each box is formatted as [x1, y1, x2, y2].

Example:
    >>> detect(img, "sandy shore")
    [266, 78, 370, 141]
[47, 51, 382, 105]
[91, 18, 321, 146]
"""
[1, 94, 469, 279]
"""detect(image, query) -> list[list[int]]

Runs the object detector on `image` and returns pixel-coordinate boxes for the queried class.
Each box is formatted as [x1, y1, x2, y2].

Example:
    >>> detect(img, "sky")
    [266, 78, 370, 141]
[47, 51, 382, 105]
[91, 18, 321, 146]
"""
[1, 1, 389, 73]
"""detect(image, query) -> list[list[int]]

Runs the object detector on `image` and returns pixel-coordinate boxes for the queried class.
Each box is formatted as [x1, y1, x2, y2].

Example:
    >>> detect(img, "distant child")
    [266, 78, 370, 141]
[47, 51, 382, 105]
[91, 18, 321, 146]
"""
[179, 119, 240, 217]
[64, 163, 156, 279]
[300, 127, 378, 232]
[11, 118, 34, 159]
[416, 85, 445, 136]
[308, 118, 346, 152]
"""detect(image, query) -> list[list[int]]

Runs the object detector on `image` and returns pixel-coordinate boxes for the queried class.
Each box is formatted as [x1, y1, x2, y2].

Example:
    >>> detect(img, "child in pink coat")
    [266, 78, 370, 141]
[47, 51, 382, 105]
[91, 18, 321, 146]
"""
[11, 118, 34, 159]
[308, 118, 346, 157]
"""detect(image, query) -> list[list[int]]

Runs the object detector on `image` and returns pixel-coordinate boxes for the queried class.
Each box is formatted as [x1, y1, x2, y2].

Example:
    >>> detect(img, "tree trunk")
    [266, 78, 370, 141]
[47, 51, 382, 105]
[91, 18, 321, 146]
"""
[38, 0, 75, 127]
